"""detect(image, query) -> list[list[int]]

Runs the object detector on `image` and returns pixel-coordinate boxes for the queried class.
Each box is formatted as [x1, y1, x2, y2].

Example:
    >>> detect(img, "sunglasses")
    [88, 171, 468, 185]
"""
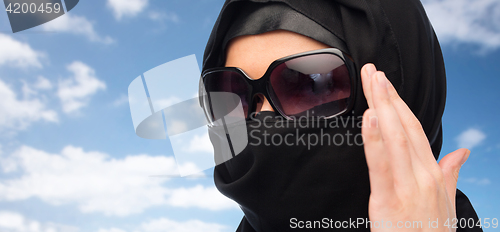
[199, 48, 357, 124]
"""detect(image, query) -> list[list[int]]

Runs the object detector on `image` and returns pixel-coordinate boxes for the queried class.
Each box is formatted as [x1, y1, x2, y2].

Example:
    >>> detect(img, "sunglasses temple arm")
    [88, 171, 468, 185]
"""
[220, 116, 236, 158]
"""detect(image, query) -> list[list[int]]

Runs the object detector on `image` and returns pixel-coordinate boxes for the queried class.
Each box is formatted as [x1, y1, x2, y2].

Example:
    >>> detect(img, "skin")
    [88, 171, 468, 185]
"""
[226, 29, 469, 231]
[226, 30, 330, 112]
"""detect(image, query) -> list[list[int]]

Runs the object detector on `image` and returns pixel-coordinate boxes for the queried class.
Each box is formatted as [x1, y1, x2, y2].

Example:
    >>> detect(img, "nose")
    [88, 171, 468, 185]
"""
[252, 93, 274, 113]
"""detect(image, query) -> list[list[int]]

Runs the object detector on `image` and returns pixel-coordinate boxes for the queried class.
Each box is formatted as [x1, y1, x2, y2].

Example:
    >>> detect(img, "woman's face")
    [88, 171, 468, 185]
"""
[225, 30, 331, 114]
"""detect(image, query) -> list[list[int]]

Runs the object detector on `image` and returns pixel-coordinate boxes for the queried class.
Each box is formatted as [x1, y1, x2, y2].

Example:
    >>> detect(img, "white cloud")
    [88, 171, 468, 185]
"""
[0, 145, 238, 216]
[0, 78, 58, 131]
[462, 177, 491, 186]
[98, 218, 229, 232]
[107, 0, 148, 20]
[0, 145, 172, 216]
[0, 34, 44, 68]
[185, 132, 213, 153]
[0, 211, 78, 232]
[21, 80, 37, 99]
[137, 218, 228, 232]
[57, 61, 106, 113]
[112, 94, 129, 107]
[456, 128, 487, 149]
[98, 228, 127, 232]
[20, 76, 52, 99]
[422, 0, 500, 52]
[34, 76, 52, 90]
[167, 120, 188, 135]
[153, 96, 182, 111]
[148, 11, 180, 23]
[41, 14, 114, 44]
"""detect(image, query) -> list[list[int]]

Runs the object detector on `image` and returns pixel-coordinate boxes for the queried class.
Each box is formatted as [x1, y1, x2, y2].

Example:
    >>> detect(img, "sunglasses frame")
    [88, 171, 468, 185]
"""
[199, 48, 357, 123]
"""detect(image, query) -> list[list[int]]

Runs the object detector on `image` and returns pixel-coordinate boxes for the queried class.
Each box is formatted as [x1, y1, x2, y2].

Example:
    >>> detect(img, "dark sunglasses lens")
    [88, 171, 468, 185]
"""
[203, 70, 249, 122]
[268, 53, 351, 118]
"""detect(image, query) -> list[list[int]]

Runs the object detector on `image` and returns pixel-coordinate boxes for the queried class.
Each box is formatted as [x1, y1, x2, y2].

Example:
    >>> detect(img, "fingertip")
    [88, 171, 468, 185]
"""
[439, 148, 470, 171]
[376, 72, 388, 87]
[372, 71, 389, 94]
[461, 149, 471, 165]
[363, 63, 377, 79]
[363, 108, 374, 116]
[362, 108, 375, 122]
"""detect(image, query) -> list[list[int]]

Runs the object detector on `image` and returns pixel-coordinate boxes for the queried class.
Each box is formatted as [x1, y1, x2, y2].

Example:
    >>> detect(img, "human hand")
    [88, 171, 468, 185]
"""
[360, 63, 470, 231]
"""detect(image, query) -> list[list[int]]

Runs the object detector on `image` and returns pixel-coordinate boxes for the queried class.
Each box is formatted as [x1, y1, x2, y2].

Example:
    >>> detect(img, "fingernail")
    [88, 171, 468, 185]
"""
[366, 64, 376, 78]
[377, 72, 387, 88]
[461, 149, 470, 165]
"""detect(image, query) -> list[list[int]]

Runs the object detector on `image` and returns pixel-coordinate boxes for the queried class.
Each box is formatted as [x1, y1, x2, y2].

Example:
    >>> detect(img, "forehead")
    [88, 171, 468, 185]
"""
[224, 30, 331, 79]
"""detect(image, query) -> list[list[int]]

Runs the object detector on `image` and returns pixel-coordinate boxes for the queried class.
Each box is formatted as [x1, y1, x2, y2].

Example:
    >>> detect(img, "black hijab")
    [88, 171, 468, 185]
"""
[202, 0, 482, 231]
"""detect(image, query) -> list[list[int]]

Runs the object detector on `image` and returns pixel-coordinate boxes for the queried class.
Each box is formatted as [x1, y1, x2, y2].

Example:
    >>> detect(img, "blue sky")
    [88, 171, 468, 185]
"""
[0, 0, 498, 231]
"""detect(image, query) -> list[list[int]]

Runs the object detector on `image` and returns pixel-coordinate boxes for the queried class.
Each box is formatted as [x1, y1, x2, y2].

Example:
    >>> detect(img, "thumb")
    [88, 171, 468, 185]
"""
[438, 148, 470, 209]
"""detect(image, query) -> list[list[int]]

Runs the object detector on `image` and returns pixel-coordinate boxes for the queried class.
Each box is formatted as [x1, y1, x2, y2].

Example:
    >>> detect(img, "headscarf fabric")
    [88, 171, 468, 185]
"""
[202, 0, 482, 231]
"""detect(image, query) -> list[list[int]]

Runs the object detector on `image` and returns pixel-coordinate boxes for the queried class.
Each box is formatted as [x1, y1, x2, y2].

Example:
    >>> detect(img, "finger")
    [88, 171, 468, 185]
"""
[361, 63, 377, 109]
[438, 148, 470, 212]
[385, 80, 443, 177]
[362, 108, 395, 199]
[371, 71, 416, 185]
